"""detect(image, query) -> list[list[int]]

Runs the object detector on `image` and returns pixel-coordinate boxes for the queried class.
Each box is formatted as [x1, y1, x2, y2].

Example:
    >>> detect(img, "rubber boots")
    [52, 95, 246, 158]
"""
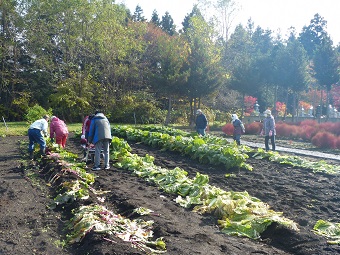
[29, 150, 34, 160]
[40, 148, 46, 156]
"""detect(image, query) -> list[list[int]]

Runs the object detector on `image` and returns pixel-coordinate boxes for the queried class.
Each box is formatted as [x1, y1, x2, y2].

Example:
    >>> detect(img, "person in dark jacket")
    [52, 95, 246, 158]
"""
[88, 110, 112, 171]
[263, 109, 276, 151]
[231, 114, 245, 145]
[195, 109, 208, 136]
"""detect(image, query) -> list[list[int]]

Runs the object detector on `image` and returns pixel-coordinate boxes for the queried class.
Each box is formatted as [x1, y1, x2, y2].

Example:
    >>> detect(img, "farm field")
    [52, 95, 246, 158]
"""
[1, 132, 340, 255]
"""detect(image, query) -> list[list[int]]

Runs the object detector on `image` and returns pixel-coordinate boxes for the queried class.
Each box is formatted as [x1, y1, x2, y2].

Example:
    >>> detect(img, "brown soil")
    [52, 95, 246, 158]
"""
[1, 133, 340, 255]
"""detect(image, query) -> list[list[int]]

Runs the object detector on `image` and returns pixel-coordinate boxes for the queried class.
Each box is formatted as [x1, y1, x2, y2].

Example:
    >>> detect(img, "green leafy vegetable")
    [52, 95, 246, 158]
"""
[313, 220, 340, 244]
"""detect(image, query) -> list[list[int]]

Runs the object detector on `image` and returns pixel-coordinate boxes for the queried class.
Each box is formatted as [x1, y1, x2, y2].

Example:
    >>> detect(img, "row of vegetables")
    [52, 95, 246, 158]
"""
[111, 125, 340, 243]
[25, 125, 340, 254]
[112, 125, 340, 174]
[110, 136, 298, 239]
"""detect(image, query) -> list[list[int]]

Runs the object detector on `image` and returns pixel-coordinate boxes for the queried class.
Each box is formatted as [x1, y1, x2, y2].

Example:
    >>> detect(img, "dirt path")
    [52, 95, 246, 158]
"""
[0, 136, 69, 255]
[1, 134, 340, 254]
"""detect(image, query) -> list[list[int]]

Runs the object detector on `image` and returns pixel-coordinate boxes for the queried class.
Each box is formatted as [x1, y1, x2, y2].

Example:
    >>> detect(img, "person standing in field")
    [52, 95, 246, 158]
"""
[49, 116, 69, 148]
[263, 109, 276, 151]
[231, 113, 245, 145]
[195, 109, 208, 136]
[88, 110, 112, 171]
[28, 115, 50, 159]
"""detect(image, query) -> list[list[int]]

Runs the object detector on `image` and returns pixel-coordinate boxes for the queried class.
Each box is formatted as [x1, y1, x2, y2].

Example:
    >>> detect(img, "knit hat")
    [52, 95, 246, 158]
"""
[231, 114, 238, 121]
[264, 109, 271, 116]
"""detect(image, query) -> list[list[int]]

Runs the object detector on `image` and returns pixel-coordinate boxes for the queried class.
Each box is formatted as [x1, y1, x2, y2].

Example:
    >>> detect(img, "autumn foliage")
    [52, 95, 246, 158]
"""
[244, 96, 257, 115]
[275, 102, 286, 117]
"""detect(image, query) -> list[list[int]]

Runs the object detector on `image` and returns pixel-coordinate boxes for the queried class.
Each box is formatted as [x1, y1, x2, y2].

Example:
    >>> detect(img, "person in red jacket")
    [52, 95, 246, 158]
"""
[50, 116, 69, 148]
[82, 114, 94, 140]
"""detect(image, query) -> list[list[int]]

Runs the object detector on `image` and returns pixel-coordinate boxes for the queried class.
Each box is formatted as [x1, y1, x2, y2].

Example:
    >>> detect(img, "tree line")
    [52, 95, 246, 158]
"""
[1, 0, 339, 124]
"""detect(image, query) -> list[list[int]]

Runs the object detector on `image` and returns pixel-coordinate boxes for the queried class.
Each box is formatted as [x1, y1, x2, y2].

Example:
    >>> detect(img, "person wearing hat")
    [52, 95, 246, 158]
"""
[49, 116, 69, 148]
[263, 109, 276, 151]
[195, 109, 208, 136]
[28, 115, 50, 159]
[231, 114, 245, 145]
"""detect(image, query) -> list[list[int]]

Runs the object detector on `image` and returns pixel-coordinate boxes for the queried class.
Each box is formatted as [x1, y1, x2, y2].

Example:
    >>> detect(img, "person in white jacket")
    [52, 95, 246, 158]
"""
[28, 115, 49, 158]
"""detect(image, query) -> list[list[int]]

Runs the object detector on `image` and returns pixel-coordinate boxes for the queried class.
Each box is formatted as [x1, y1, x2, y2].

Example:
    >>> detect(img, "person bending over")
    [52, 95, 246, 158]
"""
[28, 115, 49, 158]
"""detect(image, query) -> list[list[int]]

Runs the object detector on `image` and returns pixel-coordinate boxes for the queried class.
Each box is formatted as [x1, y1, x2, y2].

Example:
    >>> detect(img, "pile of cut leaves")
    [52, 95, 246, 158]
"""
[26, 143, 166, 254]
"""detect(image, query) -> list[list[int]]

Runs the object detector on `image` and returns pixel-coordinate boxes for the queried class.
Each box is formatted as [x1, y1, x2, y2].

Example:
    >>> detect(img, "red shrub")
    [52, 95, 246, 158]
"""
[317, 122, 340, 135]
[319, 122, 335, 133]
[334, 123, 340, 136]
[322, 122, 340, 136]
[298, 125, 318, 141]
[336, 137, 340, 149]
[311, 131, 337, 149]
[244, 122, 262, 135]
[298, 120, 319, 140]
[299, 119, 318, 128]
[275, 123, 288, 137]
[276, 123, 299, 138]
[222, 123, 234, 135]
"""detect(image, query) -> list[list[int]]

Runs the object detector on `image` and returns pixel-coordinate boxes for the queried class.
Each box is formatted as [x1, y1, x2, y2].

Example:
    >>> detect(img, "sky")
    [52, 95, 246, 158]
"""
[118, 0, 340, 45]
